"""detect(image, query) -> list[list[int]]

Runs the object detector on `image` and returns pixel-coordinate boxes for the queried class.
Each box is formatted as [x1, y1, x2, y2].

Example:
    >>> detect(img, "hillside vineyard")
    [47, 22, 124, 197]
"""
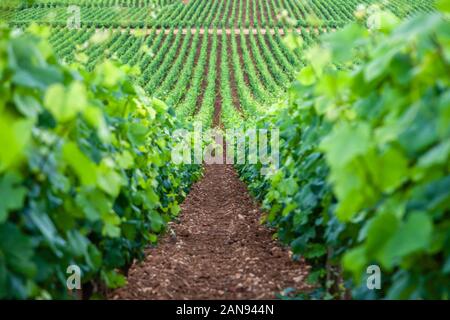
[1, 0, 448, 301]
[2, 0, 435, 128]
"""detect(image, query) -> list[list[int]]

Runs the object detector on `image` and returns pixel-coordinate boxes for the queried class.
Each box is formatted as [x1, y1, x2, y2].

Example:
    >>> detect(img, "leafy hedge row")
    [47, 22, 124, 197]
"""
[238, 9, 450, 299]
[0, 25, 199, 299]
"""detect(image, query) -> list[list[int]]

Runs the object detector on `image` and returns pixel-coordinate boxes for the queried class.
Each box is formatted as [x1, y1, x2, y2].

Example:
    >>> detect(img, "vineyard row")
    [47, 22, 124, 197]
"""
[47, 25, 326, 127]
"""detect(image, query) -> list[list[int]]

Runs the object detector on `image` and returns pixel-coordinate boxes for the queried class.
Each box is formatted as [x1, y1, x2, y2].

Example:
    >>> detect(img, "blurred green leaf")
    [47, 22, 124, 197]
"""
[0, 173, 26, 223]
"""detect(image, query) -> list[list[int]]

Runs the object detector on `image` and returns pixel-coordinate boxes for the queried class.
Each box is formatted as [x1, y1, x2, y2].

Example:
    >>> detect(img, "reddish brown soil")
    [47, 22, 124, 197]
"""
[226, 34, 243, 114]
[163, 35, 194, 93]
[171, 34, 187, 68]
[235, 36, 250, 85]
[247, 0, 254, 27]
[173, 34, 199, 104]
[241, 0, 247, 27]
[121, 28, 295, 35]
[244, 34, 262, 79]
[260, 0, 269, 24]
[143, 33, 167, 69]
[255, 0, 263, 26]
[225, 0, 233, 27]
[193, 34, 203, 66]
[111, 164, 310, 300]
[295, 1, 306, 18]
[270, 1, 279, 25]
[194, 34, 212, 115]
[212, 37, 222, 128]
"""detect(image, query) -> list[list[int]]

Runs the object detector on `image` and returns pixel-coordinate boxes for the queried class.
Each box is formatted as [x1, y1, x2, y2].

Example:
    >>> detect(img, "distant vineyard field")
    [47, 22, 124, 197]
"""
[3, 0, 436, 28]
[1, 0, 447, 301]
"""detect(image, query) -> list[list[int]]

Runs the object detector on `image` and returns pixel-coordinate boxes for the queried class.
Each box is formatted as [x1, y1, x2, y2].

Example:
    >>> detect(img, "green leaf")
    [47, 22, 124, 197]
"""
[127, 123, 149, 146]
[374, 147, 409, 193]
[279, 177, 298, 196]
[283, 33, 303, 52]
[304, 243, 327, 259]
[116, 151, 134, 169]
[63, 142, 97, 186]
[417, 141, 450, 168]
[365, 45, 399, 82]
[0, 116, 33, 172]
[28, 210, 65, 256]
[322, 23, 368, 62]
[170, 203, 181, 216]
[305, 45, 331, 77]
[44, 82, 87, 122]
[443, 256, 450, 274]
[122, 222, 138, 241]
[101, 270, 126, 289]
[102, 211, 121, 238]
[66, 230, 89, 257]
[0, 223, 36, 278]
[13, 93, 41, 118]
[97, 60, 124, 88]
[365, 212, 399, 257]
[380, 212, 433, 269]
[83, 106, 110, 142]
[376, 11, 400, 33]
[149, 211, 164, 233]
[343, 246, 367, 282]
[97, 160, 124, 197]
[282, 203, 297, 217]
[8, 37, 62, 89]
[0, 173, 27, 223]
[76, 188, 112, 221]
[393, 13, 442, 41]
[436, 0, 450, 13]
[297, 66, 316, 86]
[331, 162, 377, 221]
[321, 122, 371, 169]
[152, 97, 168, 112]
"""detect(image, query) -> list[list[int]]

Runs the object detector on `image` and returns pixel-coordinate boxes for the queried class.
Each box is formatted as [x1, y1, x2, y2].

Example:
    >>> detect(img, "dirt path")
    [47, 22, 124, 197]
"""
[111, 164, 310, 299]
[110, 15, 312, 299]
[212, 37, 222, 128]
